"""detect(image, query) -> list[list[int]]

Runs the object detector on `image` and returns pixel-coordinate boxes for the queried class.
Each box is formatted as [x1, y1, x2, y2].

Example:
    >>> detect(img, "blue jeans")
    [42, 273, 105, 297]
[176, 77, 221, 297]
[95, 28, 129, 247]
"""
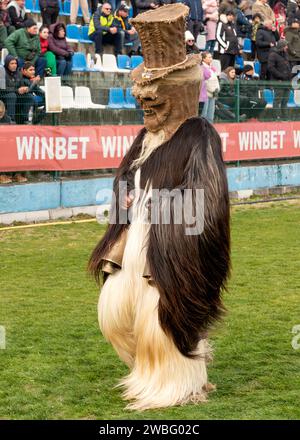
[18, 57, 47, 77]
[201, 98, 216, 124]
[56, 57, 73, 77]
[205, 40, 216, 54]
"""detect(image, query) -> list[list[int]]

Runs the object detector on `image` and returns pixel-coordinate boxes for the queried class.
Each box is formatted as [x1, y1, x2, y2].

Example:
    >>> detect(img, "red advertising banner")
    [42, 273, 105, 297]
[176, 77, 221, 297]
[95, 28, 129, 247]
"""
[1, 121, 300, 172]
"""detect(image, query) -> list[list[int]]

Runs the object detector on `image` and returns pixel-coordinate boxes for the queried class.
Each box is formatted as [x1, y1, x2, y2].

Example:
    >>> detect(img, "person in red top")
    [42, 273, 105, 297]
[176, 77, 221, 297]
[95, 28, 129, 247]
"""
[39, 25, 56, 75]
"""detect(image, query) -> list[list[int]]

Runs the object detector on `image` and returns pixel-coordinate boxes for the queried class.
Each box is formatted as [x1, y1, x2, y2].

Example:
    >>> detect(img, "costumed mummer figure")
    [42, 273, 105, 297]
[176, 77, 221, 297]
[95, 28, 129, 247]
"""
[89, 3, 231, 411]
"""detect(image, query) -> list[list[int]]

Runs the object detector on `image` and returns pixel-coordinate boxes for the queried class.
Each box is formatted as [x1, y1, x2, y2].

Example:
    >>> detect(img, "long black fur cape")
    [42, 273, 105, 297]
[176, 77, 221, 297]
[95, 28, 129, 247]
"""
[89, 117, 231, 357]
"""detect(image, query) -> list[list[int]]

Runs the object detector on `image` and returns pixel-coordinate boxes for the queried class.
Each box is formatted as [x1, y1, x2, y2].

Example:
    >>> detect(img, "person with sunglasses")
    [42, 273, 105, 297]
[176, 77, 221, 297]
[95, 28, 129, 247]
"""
[88, 2, 123, 55]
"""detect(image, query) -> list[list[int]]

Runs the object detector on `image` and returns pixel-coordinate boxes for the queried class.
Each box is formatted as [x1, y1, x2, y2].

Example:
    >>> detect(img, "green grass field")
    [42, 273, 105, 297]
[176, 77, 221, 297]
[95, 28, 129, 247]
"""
[0, 201, 300, 420]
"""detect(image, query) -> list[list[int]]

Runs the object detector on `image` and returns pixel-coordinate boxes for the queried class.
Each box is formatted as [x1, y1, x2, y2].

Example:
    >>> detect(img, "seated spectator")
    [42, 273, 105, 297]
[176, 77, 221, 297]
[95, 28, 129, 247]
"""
[7, 0, 29, 30]
[39, 25, 57, 75]
[48, 23, 74, 79]
[202, 0, 219, 54]
[0, 99, 12, 123]
[216, 10, 240, 71]
[273, 1, 287, 38]
[218, 66, 249, 118]
[185, 30, 200, 54]
[5, 19, 47, 77]
[0, 0, 15, 51]
[267, 39, 292, 119]
[70, 0, 90, 25]
[88, 3, 123, 55]
[236, 1, 252, 45]
[252, 0, 275, 23]
[184, 0, 204, 41]
[0, 55, 33, 124]
[256, 19, 279, 79]
[287, 0, 300, 24]
[285, 18, 300, 69]
[39, 0, 60, 26]
[113, 3, 140, 54]
[240, 64, 266, 116]
[21, 61, 45, 124]
[251, 13, 263, 59]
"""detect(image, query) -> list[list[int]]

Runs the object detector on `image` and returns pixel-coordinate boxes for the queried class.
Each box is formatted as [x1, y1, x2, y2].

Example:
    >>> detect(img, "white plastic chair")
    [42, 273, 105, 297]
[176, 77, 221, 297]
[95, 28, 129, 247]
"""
[102, 54, 130, 73]
[61, 86, 75, 109]
[196, 34, 206, 51]
[94, 54, 102, 70]
[294, 90, 300, 106]
[211, 59, 221, 76]
[74, 86, 105, 108]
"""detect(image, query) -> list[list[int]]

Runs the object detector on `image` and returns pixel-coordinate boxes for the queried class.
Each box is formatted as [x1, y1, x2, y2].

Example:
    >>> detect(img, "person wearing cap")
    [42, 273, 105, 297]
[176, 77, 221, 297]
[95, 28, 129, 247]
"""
[268, 39, 292, 119]
[7, 0, 29, 30]
[284, 18, 300, 67]
[5, 19, 46, 77]
[185, 29, 200, 54]
[113, 3, 140, 54]
[216, 10, 240, 71]
[88, 3, 123, 55]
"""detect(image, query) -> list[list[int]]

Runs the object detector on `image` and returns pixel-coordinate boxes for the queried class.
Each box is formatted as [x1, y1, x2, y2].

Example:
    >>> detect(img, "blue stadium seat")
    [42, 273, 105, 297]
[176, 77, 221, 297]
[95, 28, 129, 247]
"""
[124, 88, 137, 109]
[243, 38, 252, 53]
[117, 55, 131, 70]
[263, 89, 274, 105]
[72, 52, 87, 71]
[129, 7, 133, 18]
[130, 55, 143, 69]
[254, 60, 261, 76]
[107, 88, 126, 109]
[287, 90, 296, 108]
[66, 24, 81, 41]
[235, 55, 244, 70]
[32, 0, 40, 13]
[64, 0, 71, 15]
[80, 26, 93, 43]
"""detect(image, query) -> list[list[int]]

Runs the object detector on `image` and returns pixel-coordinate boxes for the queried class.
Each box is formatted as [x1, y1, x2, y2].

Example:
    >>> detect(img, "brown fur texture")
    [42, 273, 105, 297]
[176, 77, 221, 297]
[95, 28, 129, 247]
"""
[89, 117, 231, 358]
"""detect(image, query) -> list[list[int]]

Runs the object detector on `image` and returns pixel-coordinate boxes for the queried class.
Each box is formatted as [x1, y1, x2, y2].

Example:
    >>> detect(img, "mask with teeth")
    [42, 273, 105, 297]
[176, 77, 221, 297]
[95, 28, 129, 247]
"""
[132, 65, 202, 144]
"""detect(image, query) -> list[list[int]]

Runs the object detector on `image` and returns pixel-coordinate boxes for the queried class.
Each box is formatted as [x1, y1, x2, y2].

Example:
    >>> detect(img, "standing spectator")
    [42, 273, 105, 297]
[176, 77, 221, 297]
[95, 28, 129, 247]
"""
[39, 0, 60, 26]
[273, 1, 286, 38]
[135, 1, 160, 15]
[219, 0, 237, 15]
[285, 18, 300, 68]
[256, 19, 279, 79]
[252, 0, 275, 23]
[216, 10, 240, 71]
[200, 51, 219, 123]
[267, 39, 292, 119]
[251, 12, 263, 59]
[89, 0, 99, 15]
[0, 0, 15, 51]
[113, 3, 139, 54]
[236, 1, 252, 45]
[7, 0, 29, 29]
[184, 0, 204, 41]
[202, 0, 219, 53]
[287, 0, 300, 24]
[39, 25, 56, 75]
[48, 23, 74, 78]
[70, 0, 90, 25]
[88, 3, 123, 55]
[5, 19, 46, 77]
[185, 30, 200, 54]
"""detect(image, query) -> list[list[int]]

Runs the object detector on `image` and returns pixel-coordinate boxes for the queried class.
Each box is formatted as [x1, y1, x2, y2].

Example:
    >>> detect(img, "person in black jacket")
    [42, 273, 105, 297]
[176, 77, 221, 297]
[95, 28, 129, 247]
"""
[216, 10, 240, 71]
[256, 19, 279, 79]
[268, 40, 292, 119]
[39, 0, 60, 26]
[7, 0, 28, 29]
[287, 0, 300, 24]
[184, 0, 204, 41]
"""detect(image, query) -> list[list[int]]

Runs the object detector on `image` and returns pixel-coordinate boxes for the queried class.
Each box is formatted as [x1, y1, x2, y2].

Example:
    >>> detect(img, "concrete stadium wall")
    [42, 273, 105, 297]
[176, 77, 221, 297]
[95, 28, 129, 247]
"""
[1, 162, 300, 217]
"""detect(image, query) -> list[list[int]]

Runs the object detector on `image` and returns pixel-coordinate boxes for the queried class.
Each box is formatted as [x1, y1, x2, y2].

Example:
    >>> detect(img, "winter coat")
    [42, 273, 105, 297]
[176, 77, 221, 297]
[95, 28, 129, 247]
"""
[40, 36, 49, 55]
[218, 71, 235, 99]
[235, 8, 252, 38]
[5, 28, 41, 64]
[216, 16, 239, 54]
[267, 47, 292, 80]
[256, 25, 279, 62]
[287, 0, 300, 24]
[252, 0, 275, 22]
[199, 64, 211, 102]
[48, 23, 73, 58]
[39, 0, 60, 10]
[135, 0, 157, 15]
[202, 0, 218, 41]
[285, 26, 300, 61]
[1, 54, 23, 92]
[7, 1, 28, 29]
[184, 0, 203, 21]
